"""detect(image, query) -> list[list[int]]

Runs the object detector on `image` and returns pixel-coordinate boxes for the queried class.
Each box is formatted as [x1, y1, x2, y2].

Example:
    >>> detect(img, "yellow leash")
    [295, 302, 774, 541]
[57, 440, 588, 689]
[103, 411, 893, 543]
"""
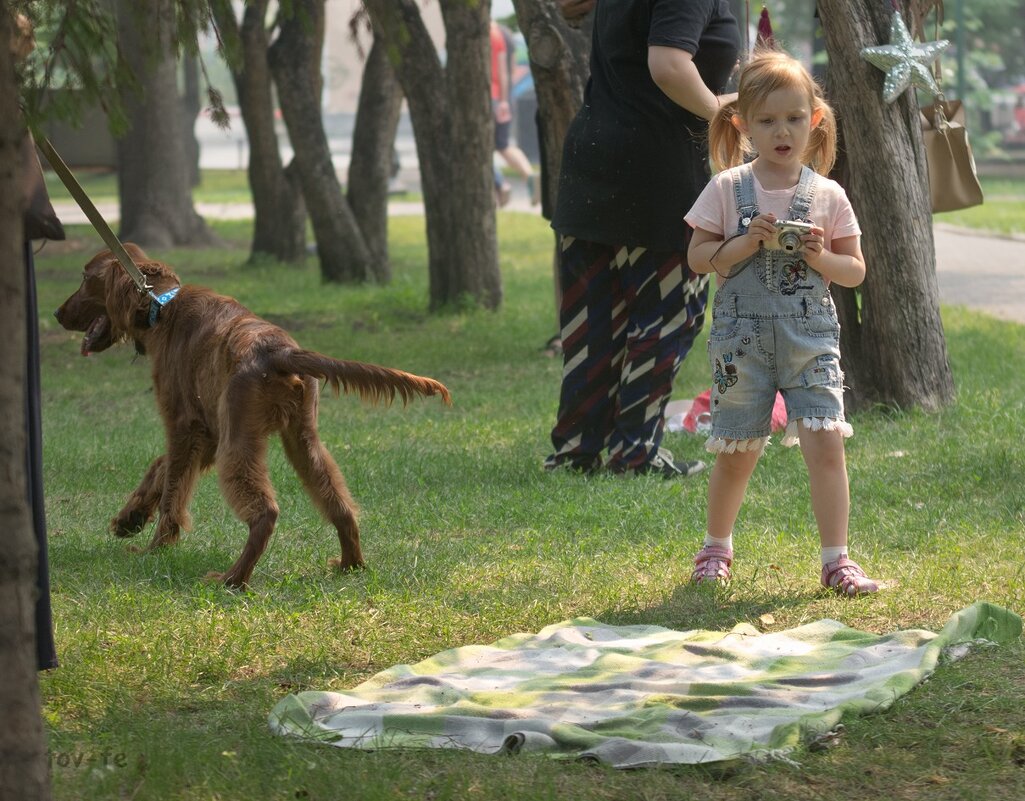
[35, 135, 156, 299]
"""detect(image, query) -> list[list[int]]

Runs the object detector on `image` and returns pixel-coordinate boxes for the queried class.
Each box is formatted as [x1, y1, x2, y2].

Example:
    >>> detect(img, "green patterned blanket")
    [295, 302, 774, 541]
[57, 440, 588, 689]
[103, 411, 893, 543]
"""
[270, 602, 1020, 768]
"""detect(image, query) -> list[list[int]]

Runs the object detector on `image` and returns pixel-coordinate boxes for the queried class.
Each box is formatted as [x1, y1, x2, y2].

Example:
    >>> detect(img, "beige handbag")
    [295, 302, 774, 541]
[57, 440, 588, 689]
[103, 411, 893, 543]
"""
[920, 97, 984, 213]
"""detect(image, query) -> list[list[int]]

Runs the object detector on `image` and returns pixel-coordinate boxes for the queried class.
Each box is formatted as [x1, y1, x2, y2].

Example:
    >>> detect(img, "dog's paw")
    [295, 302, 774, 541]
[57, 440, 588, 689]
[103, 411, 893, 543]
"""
[111, 511, 147, 538]
[328, 556, 367, 573]
[203, 570, 248, 591]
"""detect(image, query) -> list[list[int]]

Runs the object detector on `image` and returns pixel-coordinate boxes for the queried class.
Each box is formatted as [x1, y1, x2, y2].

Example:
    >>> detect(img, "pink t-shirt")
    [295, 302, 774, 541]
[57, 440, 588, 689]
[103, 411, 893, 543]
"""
[685, 166, 861, 246]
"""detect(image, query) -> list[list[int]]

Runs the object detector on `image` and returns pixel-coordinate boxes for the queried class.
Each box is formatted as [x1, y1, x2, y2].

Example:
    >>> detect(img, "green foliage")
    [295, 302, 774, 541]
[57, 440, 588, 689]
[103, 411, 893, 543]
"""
[949, 0, 1025, 81]
[35, 211, 1025, 799]
[17, 0, 231, 136]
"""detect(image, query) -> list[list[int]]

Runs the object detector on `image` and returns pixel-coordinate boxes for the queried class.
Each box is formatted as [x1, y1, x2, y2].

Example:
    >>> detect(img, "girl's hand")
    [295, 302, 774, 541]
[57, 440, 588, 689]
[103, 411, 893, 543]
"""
[746, 213, 777, 248]
[800, 225, 827, 266]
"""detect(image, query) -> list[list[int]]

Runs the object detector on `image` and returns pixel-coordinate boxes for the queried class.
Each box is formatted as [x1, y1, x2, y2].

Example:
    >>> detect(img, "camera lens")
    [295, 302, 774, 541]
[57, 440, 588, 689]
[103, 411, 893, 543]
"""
[779, 230, 802, 252]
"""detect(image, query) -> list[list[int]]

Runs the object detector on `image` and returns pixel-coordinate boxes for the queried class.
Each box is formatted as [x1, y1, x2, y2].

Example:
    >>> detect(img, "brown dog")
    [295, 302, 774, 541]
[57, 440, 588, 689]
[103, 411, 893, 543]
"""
[55, 244, 450, 588]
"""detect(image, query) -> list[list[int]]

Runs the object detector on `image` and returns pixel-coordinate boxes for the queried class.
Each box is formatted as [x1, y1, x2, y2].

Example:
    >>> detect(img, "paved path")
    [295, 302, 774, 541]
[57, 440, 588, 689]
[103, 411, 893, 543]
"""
[932, 225, 1025, 323]
[50, 197, 1025, 325]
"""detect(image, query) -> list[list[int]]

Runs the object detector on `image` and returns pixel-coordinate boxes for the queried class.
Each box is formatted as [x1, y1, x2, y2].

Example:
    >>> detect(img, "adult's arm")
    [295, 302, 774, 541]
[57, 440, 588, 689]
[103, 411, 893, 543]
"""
[648, 46, 736, 121]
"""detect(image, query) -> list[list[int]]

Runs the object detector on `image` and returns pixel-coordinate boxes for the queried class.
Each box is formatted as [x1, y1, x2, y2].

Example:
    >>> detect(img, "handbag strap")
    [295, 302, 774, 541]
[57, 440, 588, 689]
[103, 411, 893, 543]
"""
[929, 3, 948, 128]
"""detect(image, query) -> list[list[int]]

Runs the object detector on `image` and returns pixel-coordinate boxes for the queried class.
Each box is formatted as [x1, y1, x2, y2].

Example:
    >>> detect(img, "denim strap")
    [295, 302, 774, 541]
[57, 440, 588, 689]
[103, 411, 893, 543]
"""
[786, 166, 819, 222]
[732, 163, 760, 234]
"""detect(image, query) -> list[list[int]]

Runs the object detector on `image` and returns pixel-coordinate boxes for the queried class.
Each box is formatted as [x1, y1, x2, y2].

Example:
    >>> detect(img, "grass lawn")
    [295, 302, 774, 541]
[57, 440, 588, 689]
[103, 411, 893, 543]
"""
[934, 175, 1025, 236]
[35, 206, 1025, 799]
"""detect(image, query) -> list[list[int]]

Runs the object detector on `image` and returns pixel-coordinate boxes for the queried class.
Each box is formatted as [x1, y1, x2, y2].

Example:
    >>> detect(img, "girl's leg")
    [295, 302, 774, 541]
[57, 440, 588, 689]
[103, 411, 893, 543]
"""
[692, 447, 760, 584]
[798, 426, 879, 595]
[707, 449, 761, 540]
[797, 427, 849, 548]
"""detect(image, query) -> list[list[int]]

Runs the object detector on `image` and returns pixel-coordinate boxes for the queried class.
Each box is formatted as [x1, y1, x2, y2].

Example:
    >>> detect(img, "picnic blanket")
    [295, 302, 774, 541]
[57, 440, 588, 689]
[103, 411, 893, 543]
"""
[269, 602, 1020, 768]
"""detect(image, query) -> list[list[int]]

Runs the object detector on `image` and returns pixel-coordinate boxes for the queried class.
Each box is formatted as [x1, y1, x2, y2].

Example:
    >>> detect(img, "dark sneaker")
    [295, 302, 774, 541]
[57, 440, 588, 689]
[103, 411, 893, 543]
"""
[542, 334, 562, 357]
[612, 448, 706, 479]
[606, 447, 705, 477]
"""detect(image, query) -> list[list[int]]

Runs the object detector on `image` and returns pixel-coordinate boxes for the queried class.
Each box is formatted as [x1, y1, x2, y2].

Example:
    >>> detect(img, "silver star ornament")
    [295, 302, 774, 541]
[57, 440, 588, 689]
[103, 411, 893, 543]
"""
[860, 10, 950, 104]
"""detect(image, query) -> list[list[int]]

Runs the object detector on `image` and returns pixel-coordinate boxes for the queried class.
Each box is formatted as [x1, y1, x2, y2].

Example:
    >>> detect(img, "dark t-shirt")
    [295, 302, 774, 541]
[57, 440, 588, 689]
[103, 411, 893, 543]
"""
[551, 0, 740, 252]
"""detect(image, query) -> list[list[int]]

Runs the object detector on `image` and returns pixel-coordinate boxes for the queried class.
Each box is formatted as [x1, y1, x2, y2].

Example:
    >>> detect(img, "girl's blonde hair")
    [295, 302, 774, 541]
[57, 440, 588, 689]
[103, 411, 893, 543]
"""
[709, 49, 837, 176]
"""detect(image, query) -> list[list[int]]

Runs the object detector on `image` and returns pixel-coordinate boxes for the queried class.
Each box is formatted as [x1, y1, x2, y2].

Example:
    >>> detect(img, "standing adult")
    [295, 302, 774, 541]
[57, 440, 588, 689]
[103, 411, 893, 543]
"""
[544, 0, 740, 477]
[490, 20, 537, 206]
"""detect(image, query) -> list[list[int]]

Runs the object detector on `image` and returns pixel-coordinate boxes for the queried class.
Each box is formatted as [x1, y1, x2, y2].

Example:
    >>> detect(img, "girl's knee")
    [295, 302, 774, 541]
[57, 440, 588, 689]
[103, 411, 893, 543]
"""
[713, 447, 762, 476]
[798, 428, 849, 472]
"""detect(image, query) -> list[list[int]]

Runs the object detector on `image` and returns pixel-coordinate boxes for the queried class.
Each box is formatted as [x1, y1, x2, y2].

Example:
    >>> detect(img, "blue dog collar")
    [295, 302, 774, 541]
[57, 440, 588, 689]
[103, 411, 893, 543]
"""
[148, 286, 180, 327]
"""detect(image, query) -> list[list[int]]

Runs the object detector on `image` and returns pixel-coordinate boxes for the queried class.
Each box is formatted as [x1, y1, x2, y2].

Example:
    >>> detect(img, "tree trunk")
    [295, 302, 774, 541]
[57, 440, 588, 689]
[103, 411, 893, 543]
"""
[269, 0, 373, 283]
[818, 0, 955, 411]
[510, 0, 591, 216]
[115, 0, 217, 247]
[347, 38, 402, 283]
[0, 9, 49, 799]
[365, 0, 501, 311]
[212, 0, 307, 263]
[181, 53, 201, 188]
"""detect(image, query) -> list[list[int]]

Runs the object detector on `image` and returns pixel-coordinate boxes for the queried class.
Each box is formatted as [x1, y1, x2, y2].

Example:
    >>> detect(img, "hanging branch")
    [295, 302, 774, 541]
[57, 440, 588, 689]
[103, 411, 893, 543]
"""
[909, 0, 944, 40]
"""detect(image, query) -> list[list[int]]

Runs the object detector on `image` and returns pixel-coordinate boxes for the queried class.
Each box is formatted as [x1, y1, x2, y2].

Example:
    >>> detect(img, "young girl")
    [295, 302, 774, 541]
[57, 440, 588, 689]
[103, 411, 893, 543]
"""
[684, 50, 879, 596]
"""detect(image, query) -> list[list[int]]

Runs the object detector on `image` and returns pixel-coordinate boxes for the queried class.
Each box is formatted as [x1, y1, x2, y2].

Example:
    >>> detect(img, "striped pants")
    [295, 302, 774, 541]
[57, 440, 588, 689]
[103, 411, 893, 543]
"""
[546, 235, 709, 472]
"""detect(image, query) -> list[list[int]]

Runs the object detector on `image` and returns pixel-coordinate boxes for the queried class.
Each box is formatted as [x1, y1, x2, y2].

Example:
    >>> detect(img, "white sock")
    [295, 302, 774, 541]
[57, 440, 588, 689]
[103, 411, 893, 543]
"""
[704, 534, 733, 551]
[821, 545, 848, 565]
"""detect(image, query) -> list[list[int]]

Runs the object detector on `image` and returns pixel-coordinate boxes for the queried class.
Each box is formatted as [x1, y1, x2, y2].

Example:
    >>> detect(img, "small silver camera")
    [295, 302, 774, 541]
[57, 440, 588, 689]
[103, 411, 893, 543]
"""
[764, 220, 814, 253]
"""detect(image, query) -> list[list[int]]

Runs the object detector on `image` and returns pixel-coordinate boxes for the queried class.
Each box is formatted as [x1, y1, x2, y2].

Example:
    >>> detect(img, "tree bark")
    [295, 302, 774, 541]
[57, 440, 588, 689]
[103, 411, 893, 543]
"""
[181, 53, 201, 188]
[818, 0, 955, 411]
[365, 0, 501, 311]
[510, 0, 591, 216]
[347, 38, 402, 284]
[115, 0, 218, 247]
[269, 0, 373, 283]
[0, 8, 50, 799]
[212, 0, 307, 263]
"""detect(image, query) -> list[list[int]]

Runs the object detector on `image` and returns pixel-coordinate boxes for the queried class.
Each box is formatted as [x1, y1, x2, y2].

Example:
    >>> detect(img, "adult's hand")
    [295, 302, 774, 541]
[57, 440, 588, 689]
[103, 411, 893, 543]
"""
[559, 0, 596, 26]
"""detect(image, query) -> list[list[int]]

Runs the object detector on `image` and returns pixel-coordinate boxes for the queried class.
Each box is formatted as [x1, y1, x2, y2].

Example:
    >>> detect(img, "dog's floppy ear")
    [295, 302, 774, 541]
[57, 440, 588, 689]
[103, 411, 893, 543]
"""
[123, 242, 149, 263]
[102, 255, 149, 336]
[103, 256, 181, 336]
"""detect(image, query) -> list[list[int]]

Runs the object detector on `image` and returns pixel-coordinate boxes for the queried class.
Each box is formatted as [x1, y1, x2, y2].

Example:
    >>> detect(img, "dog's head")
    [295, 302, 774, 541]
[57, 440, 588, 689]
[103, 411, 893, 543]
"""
[54, 244, 180, 356]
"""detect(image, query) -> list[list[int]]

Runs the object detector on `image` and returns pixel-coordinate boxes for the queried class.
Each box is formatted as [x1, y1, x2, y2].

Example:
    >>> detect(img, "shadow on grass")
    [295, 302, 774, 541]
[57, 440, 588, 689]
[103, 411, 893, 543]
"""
[596, 581, 821, 634]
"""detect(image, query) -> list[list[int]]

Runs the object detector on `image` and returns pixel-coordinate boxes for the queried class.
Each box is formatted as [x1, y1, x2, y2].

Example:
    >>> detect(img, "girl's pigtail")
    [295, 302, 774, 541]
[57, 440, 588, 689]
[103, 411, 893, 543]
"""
[807, 98, 838, 176]
[708, 100, 747, 173]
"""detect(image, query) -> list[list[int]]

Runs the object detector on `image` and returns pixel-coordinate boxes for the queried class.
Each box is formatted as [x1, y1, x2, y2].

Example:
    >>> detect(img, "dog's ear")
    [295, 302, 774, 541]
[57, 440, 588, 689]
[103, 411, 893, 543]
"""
[123, 242, 149, 262]
[102, 256, 149, 336]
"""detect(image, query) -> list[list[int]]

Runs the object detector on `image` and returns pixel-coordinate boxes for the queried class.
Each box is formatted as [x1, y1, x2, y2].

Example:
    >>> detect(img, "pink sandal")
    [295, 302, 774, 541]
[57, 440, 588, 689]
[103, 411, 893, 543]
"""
[821, 557, 879, 596]
[691, 545, 733, 585]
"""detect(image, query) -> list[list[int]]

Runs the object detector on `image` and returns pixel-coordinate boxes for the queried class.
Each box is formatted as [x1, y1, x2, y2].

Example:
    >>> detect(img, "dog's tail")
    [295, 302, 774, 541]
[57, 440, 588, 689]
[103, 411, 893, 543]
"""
[270, 349, 451, 406]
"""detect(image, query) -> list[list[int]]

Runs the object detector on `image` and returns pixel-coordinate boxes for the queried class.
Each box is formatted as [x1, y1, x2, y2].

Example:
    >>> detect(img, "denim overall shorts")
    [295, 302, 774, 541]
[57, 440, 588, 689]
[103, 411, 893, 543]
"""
[706, 164, 852, 453]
